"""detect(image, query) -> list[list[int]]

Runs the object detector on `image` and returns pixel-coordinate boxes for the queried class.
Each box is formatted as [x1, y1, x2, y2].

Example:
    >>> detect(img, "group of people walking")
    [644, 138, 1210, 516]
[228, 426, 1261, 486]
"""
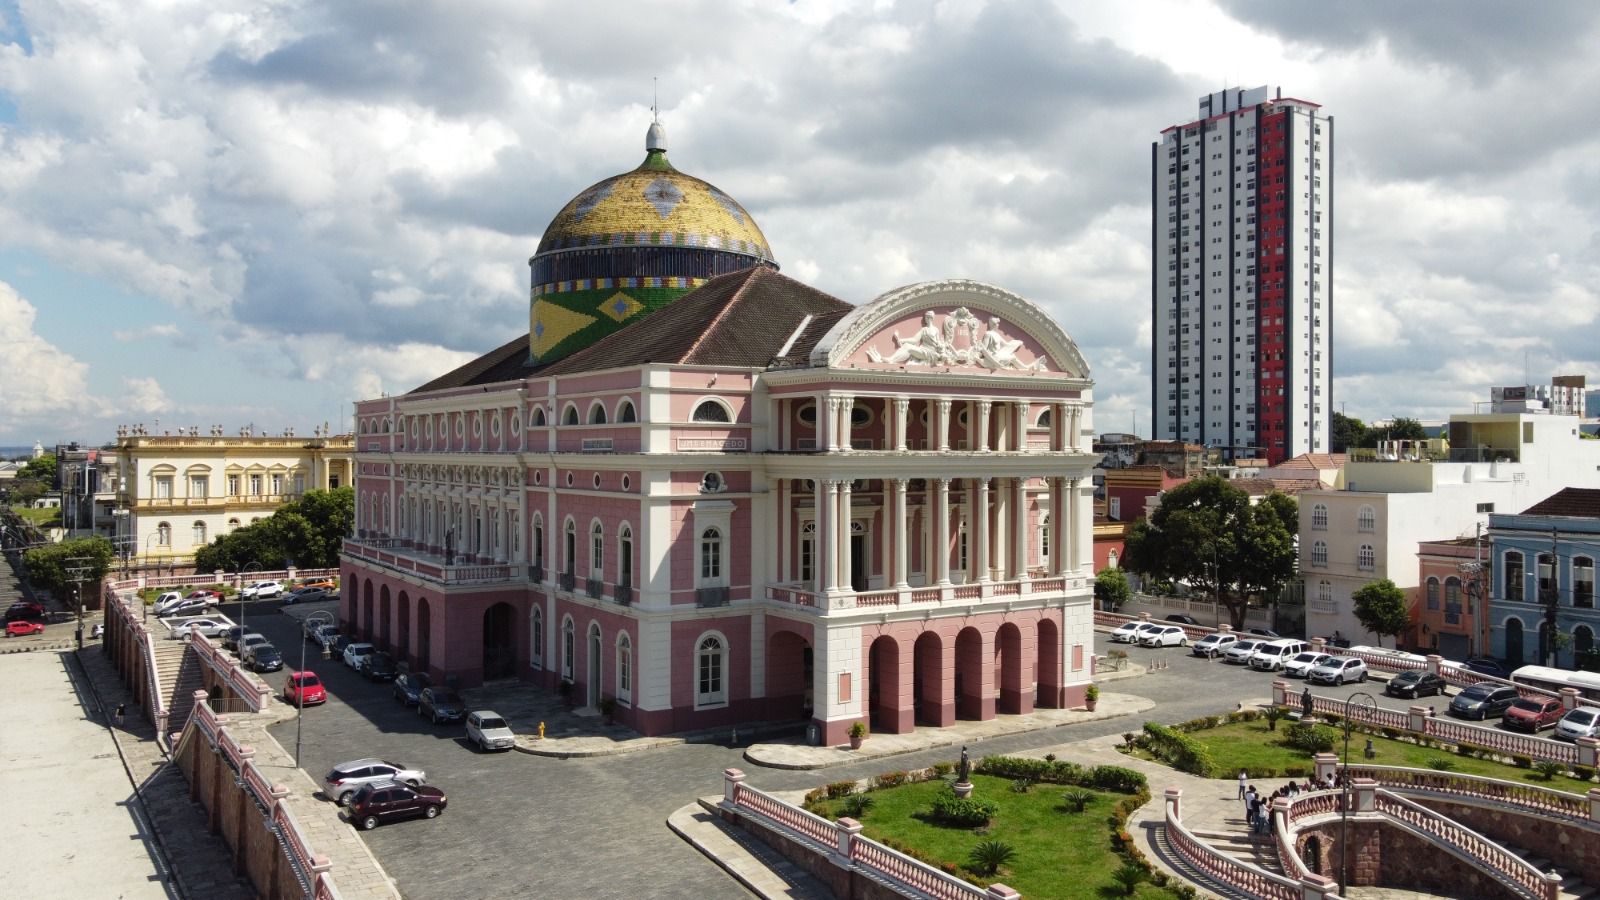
[1238, 770, 1339, 835]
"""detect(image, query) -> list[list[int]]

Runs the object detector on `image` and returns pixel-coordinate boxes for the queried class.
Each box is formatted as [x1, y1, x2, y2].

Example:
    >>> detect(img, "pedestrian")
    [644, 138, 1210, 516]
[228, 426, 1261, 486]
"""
[1244, 785, 1259, 829]
[113, 703, 125, 727]
[1237, 769, 1248, 799]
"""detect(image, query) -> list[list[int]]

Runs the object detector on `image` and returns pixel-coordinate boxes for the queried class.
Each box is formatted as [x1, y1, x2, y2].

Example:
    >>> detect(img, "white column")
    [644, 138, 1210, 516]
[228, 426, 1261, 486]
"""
[775, 479, 789, 584]
[1014, 477, 1030, 578]
[976, 400, 992, 452]
[893, 479, 909, 589]
[976, 477, 991, 583]
[817, 394, 831, 452]
[1054, 402, 1068, 451]
[1051, 477, 1068, 576]
[1014, 402, 1030, 451]
[1067, 477, 1082, 573]
[936, 400, 952, 451]
[1069, 404, 1082, 451]
[838, 479, 853, 591]
[935, 478, 951, 585]
[894, 397, 910, 452]
[994, 480, 1009, 579]
[839, 395, 854, 451]
[819, 479, 837, 593]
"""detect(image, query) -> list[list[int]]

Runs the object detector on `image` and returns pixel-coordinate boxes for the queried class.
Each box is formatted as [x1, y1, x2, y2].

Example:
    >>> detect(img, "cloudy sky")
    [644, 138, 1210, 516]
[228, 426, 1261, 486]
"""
[1, 0, 1597, 446]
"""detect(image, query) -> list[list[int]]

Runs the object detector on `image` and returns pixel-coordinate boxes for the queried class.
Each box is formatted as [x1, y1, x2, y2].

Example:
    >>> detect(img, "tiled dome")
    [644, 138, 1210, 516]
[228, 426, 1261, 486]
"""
[527, 123, 777, 364]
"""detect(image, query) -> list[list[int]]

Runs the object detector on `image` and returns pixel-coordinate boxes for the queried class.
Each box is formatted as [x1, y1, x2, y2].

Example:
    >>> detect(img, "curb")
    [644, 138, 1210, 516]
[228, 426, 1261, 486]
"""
[513, 735, 686, 759]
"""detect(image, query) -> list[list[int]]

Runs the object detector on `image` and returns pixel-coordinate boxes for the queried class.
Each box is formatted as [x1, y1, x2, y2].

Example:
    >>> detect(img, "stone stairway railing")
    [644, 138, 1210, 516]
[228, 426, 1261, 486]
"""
[1337, 761, 1597, 823]
[1162, 788, 1341, 900]
[1371, 788, 1560, 900]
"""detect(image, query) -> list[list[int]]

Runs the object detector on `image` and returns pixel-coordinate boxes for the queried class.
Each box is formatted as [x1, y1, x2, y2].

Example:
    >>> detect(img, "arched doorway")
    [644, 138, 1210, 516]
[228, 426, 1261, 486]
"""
[1304, 836, 1323, 876]
[954, 627, 989, 721]
[867, 635, 907, 733]
[994, 622, 1027, 715]
[416, 597, 432, 674]
[483, 602, 515, 681]
[1036, 616, 1062, 708]
[378, 586, 391, 652]
[361, 580, 374, 643]
[396, 591, 411, 666]
[767, 630, 813, 720]
[1504, 618, 1524, 668]
[1577, 625, 1594, 660]
[587, 623, 602, 708]
[913, 632, 950, 726]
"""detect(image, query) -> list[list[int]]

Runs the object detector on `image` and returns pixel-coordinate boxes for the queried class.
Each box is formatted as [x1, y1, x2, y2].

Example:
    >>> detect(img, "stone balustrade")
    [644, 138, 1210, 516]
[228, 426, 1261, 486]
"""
[1162, 789, 1323, 900]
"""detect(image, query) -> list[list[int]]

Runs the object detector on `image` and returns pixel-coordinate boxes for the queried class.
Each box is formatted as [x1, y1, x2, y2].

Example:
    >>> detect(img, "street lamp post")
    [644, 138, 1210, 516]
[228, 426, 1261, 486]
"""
[1339, 690, 1378, 896]
[236, 561, 262, 637]
[296, 610, 334, 768]
[142, 533, 161, 621]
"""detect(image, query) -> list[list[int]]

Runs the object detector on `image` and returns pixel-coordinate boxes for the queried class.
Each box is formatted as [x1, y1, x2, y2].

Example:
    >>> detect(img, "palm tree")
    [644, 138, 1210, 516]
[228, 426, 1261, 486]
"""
[967, 840, 1016, 877]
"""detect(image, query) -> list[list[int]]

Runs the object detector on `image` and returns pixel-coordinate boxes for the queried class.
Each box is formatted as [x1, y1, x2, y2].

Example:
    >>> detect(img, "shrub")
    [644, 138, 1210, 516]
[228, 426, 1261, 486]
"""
[839, 794, 874, 819]
[976, 756, 1053, 781]
[1051, 760, 1087, 784]
[925, 793, 998, 828]
[1574, 766, 1596, 782]
[1536, 761, 1566, 781]
[1142, 722, 1216, 776]
[848, 721, 868, 739]
[1284, 722, 1338, 754]
[1086, 684, 1100, 703]
[1060, 788, 1095, 813]
[1044, 752, 1057, 763]
[1425, 757, 1456, 771]
[1089, 765, 1148, 794]
[1111, 861, 1148, 895]
[826, 780, 857, 799]
[802, 788, 827, 808]
[967, 839, 1017, 877]
[872, 770, 910, 789]
[1456, 742, 1476, 756]
[1264, 706, 1287, 731]
[931, 761, 954, 777]
[1512, 755, 1534, 769]
[1010, 778, 1034, 794]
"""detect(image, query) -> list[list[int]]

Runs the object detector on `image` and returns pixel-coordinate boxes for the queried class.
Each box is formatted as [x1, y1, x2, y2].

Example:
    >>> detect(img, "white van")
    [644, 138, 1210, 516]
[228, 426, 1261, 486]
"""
[1248, 639, 1308, 672]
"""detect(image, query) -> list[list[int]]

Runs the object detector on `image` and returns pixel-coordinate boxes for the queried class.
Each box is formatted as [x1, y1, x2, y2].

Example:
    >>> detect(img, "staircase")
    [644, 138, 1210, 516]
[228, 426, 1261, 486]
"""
[1188, 826, 1286, 877]
[1502, 843, 1598, 900]
[152, 638, 206, 733]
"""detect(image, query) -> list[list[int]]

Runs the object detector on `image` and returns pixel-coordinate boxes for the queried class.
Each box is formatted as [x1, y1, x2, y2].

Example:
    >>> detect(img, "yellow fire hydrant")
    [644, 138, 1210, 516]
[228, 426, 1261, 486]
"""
[538, 721, 546, 741]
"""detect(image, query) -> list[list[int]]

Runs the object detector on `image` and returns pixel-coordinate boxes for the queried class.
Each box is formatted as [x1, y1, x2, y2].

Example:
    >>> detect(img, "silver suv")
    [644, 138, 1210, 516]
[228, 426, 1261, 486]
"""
[322, 758, 427, 806]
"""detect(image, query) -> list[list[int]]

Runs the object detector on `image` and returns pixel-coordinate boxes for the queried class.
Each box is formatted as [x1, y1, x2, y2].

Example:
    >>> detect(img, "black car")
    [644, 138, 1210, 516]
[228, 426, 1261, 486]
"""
[419, 686, 465, 724]
[1247, 628, 1281, 639]
[1166, 614, 1201, 626]
[6, 604, 46, 623]
[1386, 670, 1448, 699]
[330, 635, 354, 656]
[348, 781, 447, 831]
[1460, 657, 1511, 679]
[221, 626, 245, 651]
[393, 671, 431, 706]
[247, 644, 285, 673]
[1449, 683, 1519, 720]
[363, 651, 399, 681]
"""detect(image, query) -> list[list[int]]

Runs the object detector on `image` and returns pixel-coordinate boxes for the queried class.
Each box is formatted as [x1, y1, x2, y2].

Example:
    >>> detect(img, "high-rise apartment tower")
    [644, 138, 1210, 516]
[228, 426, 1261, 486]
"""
[1152, 86, 1331, 464]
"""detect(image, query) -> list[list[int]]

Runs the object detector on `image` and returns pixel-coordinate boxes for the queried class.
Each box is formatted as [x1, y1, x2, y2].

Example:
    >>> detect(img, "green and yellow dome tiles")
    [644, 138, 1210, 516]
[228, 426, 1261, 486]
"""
[527, 121, 778, 364]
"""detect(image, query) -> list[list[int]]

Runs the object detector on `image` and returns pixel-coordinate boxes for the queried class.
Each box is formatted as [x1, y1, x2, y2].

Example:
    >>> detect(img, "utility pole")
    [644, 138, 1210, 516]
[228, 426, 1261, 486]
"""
[1543, 526, 1561, 667]
[65, 555, 93, 651]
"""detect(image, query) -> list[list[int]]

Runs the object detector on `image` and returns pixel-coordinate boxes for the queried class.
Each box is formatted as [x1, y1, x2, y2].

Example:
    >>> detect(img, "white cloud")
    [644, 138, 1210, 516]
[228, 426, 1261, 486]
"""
[112, 323, 182, 342]
[0, 280, 91, 431]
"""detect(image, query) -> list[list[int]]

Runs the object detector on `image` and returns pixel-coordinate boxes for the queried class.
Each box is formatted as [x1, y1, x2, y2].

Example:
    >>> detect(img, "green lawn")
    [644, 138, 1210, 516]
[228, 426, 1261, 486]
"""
[11, 505, 60, 528]
[807, 774, 1180, 899]
[1168, 721, 1594, 796]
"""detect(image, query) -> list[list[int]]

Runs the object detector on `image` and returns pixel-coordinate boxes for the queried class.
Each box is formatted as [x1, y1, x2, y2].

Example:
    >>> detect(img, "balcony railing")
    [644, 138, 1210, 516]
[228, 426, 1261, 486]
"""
[530, 564, 545, 584]
[613, 583, 634, 606]
[559, 571, 576, 592]
[341, 538, 524, 585]
[697, 586, 730, 608]
[763, 573, 1079, 612]
[585, 577, 603, 599]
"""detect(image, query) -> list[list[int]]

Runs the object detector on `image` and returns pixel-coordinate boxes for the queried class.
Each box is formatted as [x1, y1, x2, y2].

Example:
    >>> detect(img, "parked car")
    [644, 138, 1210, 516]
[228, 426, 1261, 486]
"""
[322, 759, 426, 806]
[362, 651, 399, 682]
[466, 710, 516, 751]
[297, 579, 338, 591]
[419, 687, 466, 724]
[168, 617, 232, 640]
[1449, 683, 1520, 720]
[150, 591, 183, 610]
[1222, 639, 1263, 665]
[1139, 624, 1189, 648]
[1282, 652, 1333, 679]
[393, 671, 432, 706]
[283, 671, 327, 706]
[303, 619, 332, 641]
[343, 642, 376, 671]
[1109, 622, 1162, 644]
[281, 587, 329, 605]
[186, 589, 223, 601]
[1504, 696, 1563, 732]
[348, 780, 447, 831]
[240, 580, 284, 599]
[313, 626, 343, 650]
[1308, 656, 1368, 686]
[1386, 670, 1449, 699]
[1249, 639, 1309, 672]
[1247, 628, 1281, 639]
[245, 643, 284, 673]
[1165, 614, 1201, 626]
[155, 596, 211, 618]
[239, 633, 271, 658]
[1555, 708, 1600, 742]
[1459, 657, 1511, 679]
[6, 620, 45, 637]
[1191, 633, 1238, 659]
[6, 601, 46, 623]
[221, 626, 245, 651]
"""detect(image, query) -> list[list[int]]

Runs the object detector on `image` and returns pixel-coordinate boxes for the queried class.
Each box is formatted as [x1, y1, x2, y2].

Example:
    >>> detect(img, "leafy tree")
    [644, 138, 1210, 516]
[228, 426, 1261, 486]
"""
[1360, 417, 1428, 448]
[1122, 476, 1298, 629]
[17, 453, 57, 484]
[193, 487, 353, 573]
[23, 536, 114, 599]
[1330, 412, 1366, 453]
[1094, 566, 1131, 610]
[1351, 579, 1409, 647]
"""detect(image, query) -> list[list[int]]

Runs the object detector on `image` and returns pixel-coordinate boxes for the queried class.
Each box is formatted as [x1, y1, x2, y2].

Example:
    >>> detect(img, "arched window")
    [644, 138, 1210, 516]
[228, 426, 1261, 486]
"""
[1538, 553, 1556, 601]
[1310, 540, 1328, 567]
[1317, 580, 1333, 605]
[1035, 408, 1052, 428]
[1357, 505, 1376, 533]
[1576, 625, 1595, 658]
[562, 617, 575, 680]
[1444, 577, 1462, 618]
[1505, 550, 1525, 602]
[1311, 503, 1328, 530]
[700, 527, 723, 583]
[1357, 544, 1375, 571]
[1425, 578, 1440, 610]
[956, 520, 969, 572]
[156, 521, 171, 546]
[1040, 513, 1050, 562]
[562, 404, 579, 426]
[1576, 557, 1595, 609]
[192, 521, 207, 546]
[800, 520, 815, 583]
[533, 515, 544, 569]
[616, 633, 633, 704]
[618, 524, 633, 588]
[564, 520, 577, 576]
[227, 518, 240, 531]
[1504, 617, 1525, 667]
[588, 403, 607, 425]
[617, 399, 637, 423]
[530, 608, 544, 669]
[590, 520, 604, 580]
[692, 399, 730, 423]
[532, 406, 546, 427]
[700, 471, 724, 493]
[696, 634, 727, 707]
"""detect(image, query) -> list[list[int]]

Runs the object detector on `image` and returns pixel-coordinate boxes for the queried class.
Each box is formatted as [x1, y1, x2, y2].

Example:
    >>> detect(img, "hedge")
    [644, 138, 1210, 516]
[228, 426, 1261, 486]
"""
[973, 756, 1148, 795]
[1141, 722, 1215, 776]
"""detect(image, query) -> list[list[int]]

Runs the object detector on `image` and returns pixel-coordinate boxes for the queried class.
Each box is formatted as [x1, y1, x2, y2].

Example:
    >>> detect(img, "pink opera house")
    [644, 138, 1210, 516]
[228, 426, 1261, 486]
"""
[343, 123, 1100, 744]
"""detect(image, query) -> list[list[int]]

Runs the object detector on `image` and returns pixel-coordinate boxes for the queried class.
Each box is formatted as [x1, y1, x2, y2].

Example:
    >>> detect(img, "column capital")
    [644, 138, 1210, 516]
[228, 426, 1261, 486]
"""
[894, 477, 910, 488]
[977, 398, 992, 410]
[937, 398, 952, 410]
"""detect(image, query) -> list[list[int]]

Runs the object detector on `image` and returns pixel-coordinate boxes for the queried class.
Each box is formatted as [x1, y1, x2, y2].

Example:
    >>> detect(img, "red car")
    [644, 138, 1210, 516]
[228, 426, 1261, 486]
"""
[186, 589, 222, 601]
[6, 620, 46, 637]
[283, 671, 327, 706]
[1504, 696, 1564, 732]
[349, 781, 447, 830]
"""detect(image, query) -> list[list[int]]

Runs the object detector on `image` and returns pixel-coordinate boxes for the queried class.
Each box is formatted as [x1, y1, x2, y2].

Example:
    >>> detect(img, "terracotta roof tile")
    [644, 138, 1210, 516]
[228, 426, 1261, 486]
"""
[1519, 488, 1600, 519]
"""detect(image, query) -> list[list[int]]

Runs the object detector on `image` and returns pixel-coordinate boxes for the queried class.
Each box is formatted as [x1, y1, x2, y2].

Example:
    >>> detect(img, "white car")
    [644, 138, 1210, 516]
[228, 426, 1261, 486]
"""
[1110, 622, 1161, 644]
[322, 758, 427, 807]
[1248, 639, 1308, 672]
[343, 642, 376, 671]
[1222, 639, 1263, 665]
[167, 617, 231, 639]
[1282, 652, 1333, 678]
[151, 591, 184, 613]
[1308, 656, 1368, 686]
[1139, 625, 1189, 648]
[1556, 708, 1600, 742]
[240, 580, 284, 599]
[466, 710, 516, 751]
[1191, 633, 1238, 658]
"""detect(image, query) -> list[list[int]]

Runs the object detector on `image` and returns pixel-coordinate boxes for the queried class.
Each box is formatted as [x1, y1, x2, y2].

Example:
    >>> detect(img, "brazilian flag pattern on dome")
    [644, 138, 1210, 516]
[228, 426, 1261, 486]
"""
[528, 147, 777, 365]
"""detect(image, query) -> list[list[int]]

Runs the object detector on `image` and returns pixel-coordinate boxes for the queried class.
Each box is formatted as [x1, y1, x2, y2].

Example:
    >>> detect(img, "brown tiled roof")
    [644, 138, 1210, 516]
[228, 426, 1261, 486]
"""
[1276, 453, 1347, 470]
[1520, 488, 1600, 519]
[540, 266, 852, 376]
[1233, 477, 1328, 497]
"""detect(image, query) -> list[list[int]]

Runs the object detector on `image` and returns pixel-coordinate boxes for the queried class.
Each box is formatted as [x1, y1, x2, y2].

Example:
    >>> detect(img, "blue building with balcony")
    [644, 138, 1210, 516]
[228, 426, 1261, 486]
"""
[1488, 488, 1600, 668]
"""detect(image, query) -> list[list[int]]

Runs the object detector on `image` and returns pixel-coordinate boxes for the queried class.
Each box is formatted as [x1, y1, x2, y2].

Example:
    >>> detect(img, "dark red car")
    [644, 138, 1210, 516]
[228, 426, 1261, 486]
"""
[282, 671, 327, 706]
[1504, 696, 1563, 732]
[6, 602, 46, 623]
[6, 620, 45, 637]
[186, 589, 222, 601]
[348, 781, 447, 830]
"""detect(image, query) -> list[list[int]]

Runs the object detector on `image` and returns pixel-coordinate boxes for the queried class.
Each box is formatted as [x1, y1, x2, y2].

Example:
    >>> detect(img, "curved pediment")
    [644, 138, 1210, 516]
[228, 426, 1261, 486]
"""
[809, 279, 1091, 380]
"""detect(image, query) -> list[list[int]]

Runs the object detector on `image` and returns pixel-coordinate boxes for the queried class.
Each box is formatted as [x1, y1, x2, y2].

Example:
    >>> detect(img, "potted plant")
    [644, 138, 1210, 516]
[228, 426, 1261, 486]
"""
[1085, 684, 1100, 712]
[848, 720, 868, 750]
[598, 695, 617, 724]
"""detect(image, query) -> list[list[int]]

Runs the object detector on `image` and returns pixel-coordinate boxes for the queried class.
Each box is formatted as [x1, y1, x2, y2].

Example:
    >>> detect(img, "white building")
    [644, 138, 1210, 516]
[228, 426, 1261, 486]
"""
[1152, 85, 1332, 464]
[1301, 411, 1600, 645]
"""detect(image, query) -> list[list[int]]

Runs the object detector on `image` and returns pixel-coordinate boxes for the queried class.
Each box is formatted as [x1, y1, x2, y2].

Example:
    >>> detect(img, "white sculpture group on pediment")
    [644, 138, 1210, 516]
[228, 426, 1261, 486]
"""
[866, 307, 1047, 372]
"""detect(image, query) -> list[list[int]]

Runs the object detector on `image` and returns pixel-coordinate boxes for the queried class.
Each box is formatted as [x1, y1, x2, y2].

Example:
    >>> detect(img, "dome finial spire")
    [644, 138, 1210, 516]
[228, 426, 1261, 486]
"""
[645, 77, 667, 153]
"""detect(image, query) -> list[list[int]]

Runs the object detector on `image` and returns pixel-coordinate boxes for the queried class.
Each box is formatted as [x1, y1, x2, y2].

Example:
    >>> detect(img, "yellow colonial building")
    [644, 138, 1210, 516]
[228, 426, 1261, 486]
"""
[113, 425, 354, 570]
